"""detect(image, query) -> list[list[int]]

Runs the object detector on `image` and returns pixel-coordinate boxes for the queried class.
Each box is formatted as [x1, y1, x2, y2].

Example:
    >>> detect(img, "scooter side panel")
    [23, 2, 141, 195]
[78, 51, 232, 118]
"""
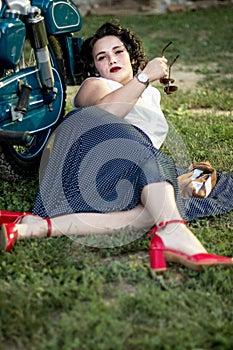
[0, 67, 64, 132]
[32, 0, 82, 34]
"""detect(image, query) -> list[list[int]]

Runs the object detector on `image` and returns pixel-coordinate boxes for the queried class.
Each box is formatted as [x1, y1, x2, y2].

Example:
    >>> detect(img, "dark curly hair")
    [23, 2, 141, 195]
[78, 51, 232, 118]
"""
[78, 22, 148, 81]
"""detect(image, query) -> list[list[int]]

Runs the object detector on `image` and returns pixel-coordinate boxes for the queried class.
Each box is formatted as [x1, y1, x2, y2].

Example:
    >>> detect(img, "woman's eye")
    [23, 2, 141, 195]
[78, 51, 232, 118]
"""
[98, 56, 106, 61]
[115, 50, 124, 54]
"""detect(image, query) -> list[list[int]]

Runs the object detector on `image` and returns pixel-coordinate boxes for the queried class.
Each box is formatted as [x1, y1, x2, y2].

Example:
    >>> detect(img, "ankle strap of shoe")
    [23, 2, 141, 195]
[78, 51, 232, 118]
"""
[45, 217, 52, 237]
[148, 219, 187, 237]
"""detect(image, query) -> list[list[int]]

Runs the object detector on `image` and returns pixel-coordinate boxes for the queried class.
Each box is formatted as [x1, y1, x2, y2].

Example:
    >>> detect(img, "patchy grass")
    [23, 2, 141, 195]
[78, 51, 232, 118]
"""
[0, 6, 233, 350]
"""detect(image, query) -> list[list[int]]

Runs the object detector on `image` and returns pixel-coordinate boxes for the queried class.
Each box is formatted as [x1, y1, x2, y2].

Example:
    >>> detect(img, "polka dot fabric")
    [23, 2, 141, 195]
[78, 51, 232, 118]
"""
[33, 107, 233, 222]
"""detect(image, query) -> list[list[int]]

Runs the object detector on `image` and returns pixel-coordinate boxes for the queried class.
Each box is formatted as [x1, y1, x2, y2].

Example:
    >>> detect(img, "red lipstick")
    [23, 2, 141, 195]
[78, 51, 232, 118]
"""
[110, 66, 121, 73]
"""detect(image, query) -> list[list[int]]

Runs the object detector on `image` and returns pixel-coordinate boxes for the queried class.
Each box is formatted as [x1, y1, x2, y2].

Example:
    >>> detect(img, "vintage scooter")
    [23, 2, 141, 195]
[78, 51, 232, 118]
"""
[0, 0, 83, 179]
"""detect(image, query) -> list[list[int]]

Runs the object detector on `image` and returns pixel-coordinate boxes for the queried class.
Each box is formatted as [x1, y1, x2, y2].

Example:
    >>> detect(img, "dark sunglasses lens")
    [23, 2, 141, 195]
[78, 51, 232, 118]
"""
[160, 78, 175, 85]
[164, 85, 178, 94]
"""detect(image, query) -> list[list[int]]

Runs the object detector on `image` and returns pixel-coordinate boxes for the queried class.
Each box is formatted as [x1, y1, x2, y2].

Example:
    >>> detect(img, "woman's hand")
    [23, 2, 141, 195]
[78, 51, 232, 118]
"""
[142, 57, 168, 83]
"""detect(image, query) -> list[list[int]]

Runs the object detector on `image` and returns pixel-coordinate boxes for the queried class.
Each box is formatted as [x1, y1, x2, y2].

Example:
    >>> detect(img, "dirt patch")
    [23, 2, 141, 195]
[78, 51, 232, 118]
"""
[187, 108, 232, 116]
[173, 65, 233, 91]
[165, 66, 205, 90]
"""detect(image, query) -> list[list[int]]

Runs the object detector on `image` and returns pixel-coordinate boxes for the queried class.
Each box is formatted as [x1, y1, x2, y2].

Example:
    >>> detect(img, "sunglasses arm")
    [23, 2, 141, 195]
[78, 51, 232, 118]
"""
[161, 41, 173, 56]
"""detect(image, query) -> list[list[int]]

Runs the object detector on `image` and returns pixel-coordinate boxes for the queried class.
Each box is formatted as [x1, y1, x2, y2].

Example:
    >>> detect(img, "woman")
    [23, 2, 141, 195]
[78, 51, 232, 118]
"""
[0, 22, 232, 272]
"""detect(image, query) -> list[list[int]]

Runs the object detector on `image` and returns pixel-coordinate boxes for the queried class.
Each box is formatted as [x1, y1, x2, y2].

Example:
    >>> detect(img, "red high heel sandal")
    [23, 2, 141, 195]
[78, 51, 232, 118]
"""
[0, 210, 32, 225]
[0, 217, 52, 252]
[149, 220, 233, 272]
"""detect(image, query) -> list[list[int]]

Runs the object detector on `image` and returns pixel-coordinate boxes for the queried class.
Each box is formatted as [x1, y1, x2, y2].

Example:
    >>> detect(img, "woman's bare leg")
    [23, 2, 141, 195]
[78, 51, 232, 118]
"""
[11, 181, 207, 255]
[17, 204, 154, 240]
[140, 182, 207, 255]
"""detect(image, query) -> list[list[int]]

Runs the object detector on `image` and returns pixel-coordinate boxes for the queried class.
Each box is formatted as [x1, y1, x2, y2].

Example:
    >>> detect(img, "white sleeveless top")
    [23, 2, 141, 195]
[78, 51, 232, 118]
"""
[73, 77, 168, 149]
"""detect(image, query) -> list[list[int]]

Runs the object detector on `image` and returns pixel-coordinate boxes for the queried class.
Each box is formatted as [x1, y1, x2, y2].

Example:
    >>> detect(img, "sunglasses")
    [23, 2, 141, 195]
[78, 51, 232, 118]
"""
[160, 41, 179, 95]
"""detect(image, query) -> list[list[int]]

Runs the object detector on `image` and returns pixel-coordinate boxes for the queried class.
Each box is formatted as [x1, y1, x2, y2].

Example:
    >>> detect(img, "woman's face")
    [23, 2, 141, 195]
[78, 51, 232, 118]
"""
[92, 35, 133, 85]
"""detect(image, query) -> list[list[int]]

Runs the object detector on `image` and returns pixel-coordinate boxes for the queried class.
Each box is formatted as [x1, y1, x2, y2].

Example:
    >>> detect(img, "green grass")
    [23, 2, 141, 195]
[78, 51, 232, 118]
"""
[0, 6, 233, 350]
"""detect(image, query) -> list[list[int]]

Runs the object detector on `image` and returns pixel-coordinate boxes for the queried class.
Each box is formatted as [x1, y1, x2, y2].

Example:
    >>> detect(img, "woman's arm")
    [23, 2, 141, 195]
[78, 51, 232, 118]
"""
[74, 57, 167, 119]
[74, 76, 146, 118]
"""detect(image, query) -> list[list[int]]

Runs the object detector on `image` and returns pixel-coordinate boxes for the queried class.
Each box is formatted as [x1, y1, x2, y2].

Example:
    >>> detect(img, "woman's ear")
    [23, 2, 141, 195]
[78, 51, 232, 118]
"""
[95, 70, 100, 77]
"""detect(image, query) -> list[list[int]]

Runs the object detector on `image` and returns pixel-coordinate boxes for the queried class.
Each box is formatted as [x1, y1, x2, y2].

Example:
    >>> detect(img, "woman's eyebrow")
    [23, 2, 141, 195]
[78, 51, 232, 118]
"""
[95, 44, 125, 58]
[95, 50, 106, 59]
[113, 44, 124, 50]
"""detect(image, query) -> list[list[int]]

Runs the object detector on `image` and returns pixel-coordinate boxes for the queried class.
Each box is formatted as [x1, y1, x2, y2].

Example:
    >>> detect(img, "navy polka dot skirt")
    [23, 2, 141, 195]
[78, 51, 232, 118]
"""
[32, 107, 233, 222]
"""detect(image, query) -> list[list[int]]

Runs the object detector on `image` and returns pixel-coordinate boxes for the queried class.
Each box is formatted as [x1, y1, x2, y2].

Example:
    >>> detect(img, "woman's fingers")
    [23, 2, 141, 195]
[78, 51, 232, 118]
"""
[144, 57, 168, 81]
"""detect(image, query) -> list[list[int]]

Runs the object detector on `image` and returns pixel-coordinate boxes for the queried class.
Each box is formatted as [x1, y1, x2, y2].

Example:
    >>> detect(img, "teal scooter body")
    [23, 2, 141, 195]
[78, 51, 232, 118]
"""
[0, 0, 83, 178]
